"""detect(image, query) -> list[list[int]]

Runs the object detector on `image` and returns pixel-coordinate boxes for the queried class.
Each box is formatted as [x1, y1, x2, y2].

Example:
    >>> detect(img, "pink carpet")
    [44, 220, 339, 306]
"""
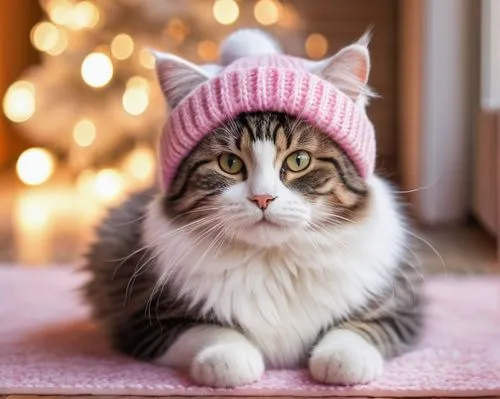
[0, 267, 499, 397]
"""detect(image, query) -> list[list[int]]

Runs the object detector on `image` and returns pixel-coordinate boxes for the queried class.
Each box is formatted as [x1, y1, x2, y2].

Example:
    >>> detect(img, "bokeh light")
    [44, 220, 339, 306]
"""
[123, 86, 149, 115]
[16, 148, 55, 186]
[31, 22, 59, 52]
[94, 169, 125, 202]
[47, 0, 74, 26]
[73, 119, 96, 147]
[81, 52, 113, 87]
[45, 28, 68, 55]
[197, 40, 219, 62]
[305, 33, 328, 59]
[3, 81, 36, 123]
[72, 1, 100, 29]
[139, 48, 155, 69]
[254, 0, 280, 26]
[111, 33, 134, 60]
[213, 0, 239, 25]
[167, 18, 189, 44]
[123, 146, 155, 182]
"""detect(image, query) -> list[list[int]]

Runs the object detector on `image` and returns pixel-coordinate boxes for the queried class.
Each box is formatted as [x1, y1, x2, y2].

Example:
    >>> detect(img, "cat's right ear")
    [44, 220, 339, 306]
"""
[153, 51, 210, 109]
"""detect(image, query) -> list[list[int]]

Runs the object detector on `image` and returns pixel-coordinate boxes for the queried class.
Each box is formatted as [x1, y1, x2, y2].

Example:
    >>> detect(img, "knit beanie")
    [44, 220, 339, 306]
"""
[155, 30, 376, 191]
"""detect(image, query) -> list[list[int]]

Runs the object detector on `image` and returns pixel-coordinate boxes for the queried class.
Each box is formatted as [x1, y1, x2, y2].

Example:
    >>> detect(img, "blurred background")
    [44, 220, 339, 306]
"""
[0, 0, 497, 273]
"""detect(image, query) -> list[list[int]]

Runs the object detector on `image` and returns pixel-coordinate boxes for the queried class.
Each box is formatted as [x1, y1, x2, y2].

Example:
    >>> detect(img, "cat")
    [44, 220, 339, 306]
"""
[84, 30, 423, 388]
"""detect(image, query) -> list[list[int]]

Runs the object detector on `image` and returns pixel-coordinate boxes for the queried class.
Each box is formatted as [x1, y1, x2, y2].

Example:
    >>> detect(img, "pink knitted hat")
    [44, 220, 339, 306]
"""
[155, 30, 376, 191]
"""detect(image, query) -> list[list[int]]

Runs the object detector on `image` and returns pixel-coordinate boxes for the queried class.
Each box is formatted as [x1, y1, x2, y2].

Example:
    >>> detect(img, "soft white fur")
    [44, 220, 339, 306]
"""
[219, 29, 282, 66]
[144, 140, 406, 387]
[309, 329, 384, 384]
[147, 29, 402, 387]
[157, 326, 264, 387]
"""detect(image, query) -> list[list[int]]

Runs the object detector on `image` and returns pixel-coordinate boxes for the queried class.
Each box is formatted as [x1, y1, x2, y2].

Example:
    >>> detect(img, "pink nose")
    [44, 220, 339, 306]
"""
[249, 194, 276, 210]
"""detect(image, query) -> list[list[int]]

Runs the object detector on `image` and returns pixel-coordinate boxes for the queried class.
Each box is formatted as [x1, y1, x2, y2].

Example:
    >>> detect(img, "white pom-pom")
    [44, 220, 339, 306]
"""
[219, 29, 282, 66]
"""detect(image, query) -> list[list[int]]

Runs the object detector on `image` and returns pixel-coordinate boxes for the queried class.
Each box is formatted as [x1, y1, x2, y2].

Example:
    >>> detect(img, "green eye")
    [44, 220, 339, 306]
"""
[218, 153, 244, 175]
[285, 150, 311, 172]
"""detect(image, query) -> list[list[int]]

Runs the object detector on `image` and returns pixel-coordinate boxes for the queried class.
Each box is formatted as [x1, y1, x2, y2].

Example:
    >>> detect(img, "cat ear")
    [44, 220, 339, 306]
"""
[308, 32, 375, 106]
[153, 51, 211, 109]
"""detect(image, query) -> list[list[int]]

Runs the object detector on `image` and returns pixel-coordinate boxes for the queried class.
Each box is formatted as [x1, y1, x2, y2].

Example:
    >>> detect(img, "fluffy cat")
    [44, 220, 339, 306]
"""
[84, 30, 422, 388]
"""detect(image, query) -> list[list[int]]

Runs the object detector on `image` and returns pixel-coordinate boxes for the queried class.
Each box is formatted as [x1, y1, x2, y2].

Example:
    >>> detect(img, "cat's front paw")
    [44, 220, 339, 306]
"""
[309, 329, 384, 385]
[191, 341, 264, 388]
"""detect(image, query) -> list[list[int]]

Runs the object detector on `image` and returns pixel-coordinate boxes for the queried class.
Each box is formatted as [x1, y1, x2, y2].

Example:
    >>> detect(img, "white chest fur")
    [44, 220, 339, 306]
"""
[144, 177, 405, 368]
[175, 249, 388, 367]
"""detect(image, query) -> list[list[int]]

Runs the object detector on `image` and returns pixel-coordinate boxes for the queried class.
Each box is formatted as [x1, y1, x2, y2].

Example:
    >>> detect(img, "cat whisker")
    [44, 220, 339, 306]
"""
[148, 216, 233, 297]
[403, 228, 446, 276]
[144, 218, 228, 319]
[151, 218, 237, 317]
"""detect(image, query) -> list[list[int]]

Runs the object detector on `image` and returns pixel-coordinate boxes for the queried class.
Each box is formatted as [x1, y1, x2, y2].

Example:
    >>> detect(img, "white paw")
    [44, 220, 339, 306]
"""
[191, 342, 265, 388]
[309, 329, 384, 385]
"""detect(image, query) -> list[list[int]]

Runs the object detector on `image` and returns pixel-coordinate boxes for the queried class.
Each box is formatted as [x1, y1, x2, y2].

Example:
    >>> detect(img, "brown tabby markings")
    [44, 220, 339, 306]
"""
[84, 188, 422, 361]
[84, 112, 422, 364]
[165, 112, 368, 222]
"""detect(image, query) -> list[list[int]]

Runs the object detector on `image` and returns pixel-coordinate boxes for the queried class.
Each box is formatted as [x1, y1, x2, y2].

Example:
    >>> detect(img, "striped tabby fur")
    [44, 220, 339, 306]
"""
[85, 112, 422, 388]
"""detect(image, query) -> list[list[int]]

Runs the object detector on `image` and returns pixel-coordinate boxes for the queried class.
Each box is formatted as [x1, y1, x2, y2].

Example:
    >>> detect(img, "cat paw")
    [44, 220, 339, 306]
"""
[191, 342, 265, 388]
[309, 329, 384, 385]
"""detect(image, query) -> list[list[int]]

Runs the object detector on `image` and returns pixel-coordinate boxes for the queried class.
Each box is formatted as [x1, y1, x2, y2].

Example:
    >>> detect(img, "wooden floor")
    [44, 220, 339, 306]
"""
[3, 395, 500, 399]
[415, 222, 498, 274]
[3, 396, 500, 399]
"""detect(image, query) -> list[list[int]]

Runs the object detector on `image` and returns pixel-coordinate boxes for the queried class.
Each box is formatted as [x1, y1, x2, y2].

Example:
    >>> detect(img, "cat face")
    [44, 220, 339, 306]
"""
[156, 31, 374, 247]
[164, 112, 369, 247]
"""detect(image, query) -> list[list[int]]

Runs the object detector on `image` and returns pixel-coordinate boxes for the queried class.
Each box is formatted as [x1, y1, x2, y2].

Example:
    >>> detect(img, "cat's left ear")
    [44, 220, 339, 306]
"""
[153, 51, 211, 109]
[307, 32, 374, 106]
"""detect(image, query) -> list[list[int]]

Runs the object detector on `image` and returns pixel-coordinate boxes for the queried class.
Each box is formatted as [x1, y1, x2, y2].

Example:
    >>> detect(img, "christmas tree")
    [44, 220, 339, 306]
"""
[3, 0, 324, 200]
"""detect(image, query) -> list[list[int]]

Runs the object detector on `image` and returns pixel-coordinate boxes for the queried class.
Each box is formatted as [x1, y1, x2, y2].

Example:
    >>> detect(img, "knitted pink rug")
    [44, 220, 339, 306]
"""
[0, 267, 499, 397]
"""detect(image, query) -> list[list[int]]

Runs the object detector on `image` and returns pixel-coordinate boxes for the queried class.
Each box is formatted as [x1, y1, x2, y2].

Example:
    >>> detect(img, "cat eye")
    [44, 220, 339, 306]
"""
[285, 150, 311, 172]
[218, 153, 244, 175]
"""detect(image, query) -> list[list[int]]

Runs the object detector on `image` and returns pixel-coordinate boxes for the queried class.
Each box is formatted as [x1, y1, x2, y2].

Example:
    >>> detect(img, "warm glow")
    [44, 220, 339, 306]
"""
[16, 194, 50, 228]
[16, 148, 55, 186]
[305, 33, 329, 59]
[77, 168, 126, 203]
[127, 76, 149, 89]
[167, 18, 189, 44]
[139, 48, 155, 69]
[213, 0, 239, 25]
[72, 1, 100, 29]
[81, 52, 113, 87]
[197, 40, 219, 62]
[31, 22, 67, 55]
[111, 33, 134, 60]
[123, 146, 155, 182]
[278, 4, 299, 27]
[3, 81, 36, 123]
[94, 169, 125, 202]
[47, 0, 74, 25]
[122, 86, 149, 115]
[73, 119, 96, 147]
[46, 28, 68, 55]
[254, 0, 280, 26]
[76, 169, 96, 194]
[31, 22, 59, 52]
